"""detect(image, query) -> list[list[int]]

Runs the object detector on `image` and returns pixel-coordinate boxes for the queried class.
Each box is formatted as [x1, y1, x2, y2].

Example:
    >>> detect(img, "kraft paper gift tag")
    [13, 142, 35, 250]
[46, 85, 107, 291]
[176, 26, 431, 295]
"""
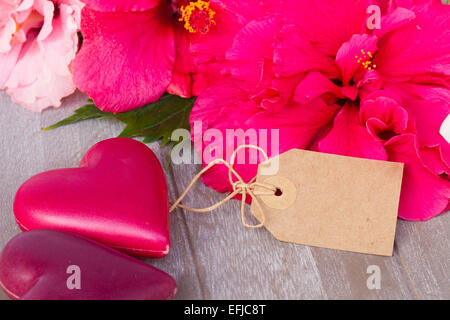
[250, 149, 404, 256]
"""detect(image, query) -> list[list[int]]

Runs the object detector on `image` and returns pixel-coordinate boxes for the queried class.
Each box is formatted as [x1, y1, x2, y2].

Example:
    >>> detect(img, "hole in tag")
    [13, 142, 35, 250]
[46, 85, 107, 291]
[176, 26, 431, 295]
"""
[257, 176, 296, 210]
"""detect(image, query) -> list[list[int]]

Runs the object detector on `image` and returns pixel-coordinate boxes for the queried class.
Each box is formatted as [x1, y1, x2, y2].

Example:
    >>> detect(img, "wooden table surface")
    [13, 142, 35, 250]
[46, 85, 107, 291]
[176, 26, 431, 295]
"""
[0, 91, 448, 300]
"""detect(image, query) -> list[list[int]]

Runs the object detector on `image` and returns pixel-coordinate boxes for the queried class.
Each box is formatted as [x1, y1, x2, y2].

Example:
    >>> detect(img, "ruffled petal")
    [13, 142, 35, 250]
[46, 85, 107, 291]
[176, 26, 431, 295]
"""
[294, 72, 344, 105]
[375, 2, 450, 81]
[189, 0, 263, 95]
[360, 95, 409, 136]
[73, 5, 175, 112]
[262, 0, 373, 56]
[384, 82, 450, 173]
[225, 17, 279, 85]
[356, 69, 383, 100]
[418, 145, 449, 175]
[373, 7, 416, 38]
[385, 134, 450, 221]
[0, 43, 22, 87]
[0, 1, 18, 53]
[319, 102, 388, 160]
[273, 24, 339, 78]
[34, 0, 54, 41]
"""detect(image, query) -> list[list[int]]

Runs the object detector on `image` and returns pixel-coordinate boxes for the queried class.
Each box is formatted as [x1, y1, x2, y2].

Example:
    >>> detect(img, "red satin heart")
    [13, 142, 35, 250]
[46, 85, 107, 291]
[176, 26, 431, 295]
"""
[14, 138, 170, 258]
[0, 229, 177, 300]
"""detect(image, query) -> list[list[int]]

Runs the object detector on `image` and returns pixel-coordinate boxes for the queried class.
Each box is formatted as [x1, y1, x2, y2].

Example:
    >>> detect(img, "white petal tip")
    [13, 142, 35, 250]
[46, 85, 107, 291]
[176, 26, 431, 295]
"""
[440, 115, 450, 143]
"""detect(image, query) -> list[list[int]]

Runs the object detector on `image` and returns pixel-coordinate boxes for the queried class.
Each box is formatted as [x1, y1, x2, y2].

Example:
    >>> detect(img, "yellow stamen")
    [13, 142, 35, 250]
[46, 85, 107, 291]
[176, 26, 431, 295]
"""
[179, 0, 216, 34]
[354, 49, 376, 71]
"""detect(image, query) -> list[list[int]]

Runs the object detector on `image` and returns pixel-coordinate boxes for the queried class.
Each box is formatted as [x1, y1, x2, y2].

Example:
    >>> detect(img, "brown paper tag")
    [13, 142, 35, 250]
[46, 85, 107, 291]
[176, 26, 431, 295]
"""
[250, 149, 404, 256]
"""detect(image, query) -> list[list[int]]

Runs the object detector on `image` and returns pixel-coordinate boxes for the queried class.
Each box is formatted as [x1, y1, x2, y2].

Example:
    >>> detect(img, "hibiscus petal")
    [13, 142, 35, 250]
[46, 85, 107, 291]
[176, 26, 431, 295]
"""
[264, 75, 304, 112]
[391, 0, 434, 9]
[365, 118, 391, 140]
[190, 1, 253, 58]
[263, 0, 373, 56]
[418, 145, 449, 175]
[360, 95, 409, 134]
[189, 81, 249, 130]
[319, 102, 388, 160]
[81, 0, 161, 12]
[191, 61, 225, 97]
[167, 22, 192, 98]
[273, 24, 339, 78]
[248, 98, 341, 151]
[293, 72, 344, 105]
[226, 17, 279, 85]
[34, 0, 54, 41]
[73, 6, 175, 112]
[384, 82, 450, 172]
[375, 2, 450, 80]
[373, 7, 416, 38]
[0, 43, 22, 87]
[356, 69, 383, 100]
[0, 4, 17, 53]
[385, 134, 450, 221]
[189, 0, 264, 94]
[335, 34, 378, 85]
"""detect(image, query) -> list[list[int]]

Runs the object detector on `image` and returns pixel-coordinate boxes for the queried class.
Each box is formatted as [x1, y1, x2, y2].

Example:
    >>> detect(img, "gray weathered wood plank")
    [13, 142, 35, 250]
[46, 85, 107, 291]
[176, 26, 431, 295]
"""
[394, 215, 450, 299]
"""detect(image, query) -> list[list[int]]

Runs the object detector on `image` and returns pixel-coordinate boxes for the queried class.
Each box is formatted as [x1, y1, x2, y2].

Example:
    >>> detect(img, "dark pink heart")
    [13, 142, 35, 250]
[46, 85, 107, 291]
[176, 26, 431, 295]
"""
[14, 138, 170, 258]
[0, 229, 177, 300]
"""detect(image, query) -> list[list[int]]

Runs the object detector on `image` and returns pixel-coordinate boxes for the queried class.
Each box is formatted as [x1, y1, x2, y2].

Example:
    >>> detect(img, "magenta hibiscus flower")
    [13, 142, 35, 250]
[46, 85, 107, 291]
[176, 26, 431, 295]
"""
[72, 0, 263, 112]
[190, 0, 450, 220]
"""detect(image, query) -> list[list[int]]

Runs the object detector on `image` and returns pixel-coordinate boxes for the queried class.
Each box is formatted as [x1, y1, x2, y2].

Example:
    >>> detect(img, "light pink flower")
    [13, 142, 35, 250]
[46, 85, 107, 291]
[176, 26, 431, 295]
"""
[72, 0, 264, 113]
[190, 0, 450, 220]
[0, 0, 83, 112]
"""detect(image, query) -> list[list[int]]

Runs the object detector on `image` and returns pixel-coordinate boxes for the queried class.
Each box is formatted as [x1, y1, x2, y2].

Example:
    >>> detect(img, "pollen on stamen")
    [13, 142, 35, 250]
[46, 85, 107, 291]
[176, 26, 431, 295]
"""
[355, 50, 376, 71]
[179, 0, 217, 34]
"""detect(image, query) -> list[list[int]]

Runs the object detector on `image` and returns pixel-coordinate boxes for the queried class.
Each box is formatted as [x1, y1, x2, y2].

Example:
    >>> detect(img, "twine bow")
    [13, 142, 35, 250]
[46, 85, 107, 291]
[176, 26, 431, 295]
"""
[169, 145, 277, 228]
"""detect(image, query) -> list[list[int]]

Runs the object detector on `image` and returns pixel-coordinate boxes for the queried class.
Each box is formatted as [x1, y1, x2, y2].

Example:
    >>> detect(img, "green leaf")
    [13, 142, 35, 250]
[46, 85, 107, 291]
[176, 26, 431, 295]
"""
[44, 94, 196, 149]
[42, 103, 114, 131]
[116, 94, 195, 140]
[140, 101, 193, 145]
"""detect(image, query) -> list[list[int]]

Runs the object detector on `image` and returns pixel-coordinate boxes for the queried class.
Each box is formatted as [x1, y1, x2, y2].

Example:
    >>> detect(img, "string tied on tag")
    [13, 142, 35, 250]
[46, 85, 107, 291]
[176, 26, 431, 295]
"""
[169, 145, 277, 228]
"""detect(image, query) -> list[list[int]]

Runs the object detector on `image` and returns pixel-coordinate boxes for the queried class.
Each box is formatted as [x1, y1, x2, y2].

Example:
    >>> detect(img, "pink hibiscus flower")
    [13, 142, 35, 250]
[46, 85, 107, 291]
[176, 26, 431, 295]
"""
[0, 0, 83, 112]
[190, 0, 450, 221]
[72, 0, 264, 113]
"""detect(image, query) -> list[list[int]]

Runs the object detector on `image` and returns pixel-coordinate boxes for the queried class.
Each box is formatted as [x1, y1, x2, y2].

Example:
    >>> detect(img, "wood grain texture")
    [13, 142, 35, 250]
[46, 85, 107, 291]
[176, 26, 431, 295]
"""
[0, 91, 448, 299]
[394, 217, 450, 299]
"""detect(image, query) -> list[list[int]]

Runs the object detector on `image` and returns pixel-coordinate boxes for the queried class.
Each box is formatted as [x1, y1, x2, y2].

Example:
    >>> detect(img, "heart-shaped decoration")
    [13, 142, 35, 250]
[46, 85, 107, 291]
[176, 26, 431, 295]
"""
[14, 138, 170, 258]
[0, 229, 177, 300]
